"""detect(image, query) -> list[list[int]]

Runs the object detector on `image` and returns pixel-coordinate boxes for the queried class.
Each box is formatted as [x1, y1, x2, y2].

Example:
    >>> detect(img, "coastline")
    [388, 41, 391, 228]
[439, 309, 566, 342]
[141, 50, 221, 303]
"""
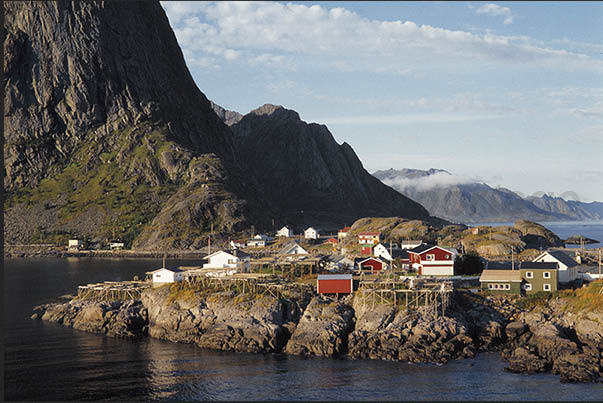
[32, 285, 603, 384]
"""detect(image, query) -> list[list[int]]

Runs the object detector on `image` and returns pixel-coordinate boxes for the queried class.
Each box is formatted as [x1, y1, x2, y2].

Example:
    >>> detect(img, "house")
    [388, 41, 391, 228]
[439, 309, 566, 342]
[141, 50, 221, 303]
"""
[400, 240, 423, 250]
[277, 241, 308, 256]
[356, 257, 388, 274]
[147, 267, 184, 284]
[408, 245, 458, 276]
[317, 274, 353, 295]
[479, 269, 522, 294]
[324, 238, 338, 245]
[338, 226, 351, 241]
[304, 227, 319, 240]
[374, 244, 410, 269]
[480, 261, 558, 294]
[247, 238, 266, 247]
[203, 250, 250, 271]
[230, 239, 246, 249]
[68, 239, 83, 251]
[326, 255, 355, 271]
[276, 226, 294, 237]
[358, 232, 381, 245]
[109, 241, 124, 250]
[533, 250, 579, 283]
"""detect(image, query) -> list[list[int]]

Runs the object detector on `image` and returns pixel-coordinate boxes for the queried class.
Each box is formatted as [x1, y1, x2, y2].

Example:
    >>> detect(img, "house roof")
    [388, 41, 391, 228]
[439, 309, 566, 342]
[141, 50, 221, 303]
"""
[358, 257, 386, 265]
[408, 244, 457, 255]
[480, 269, 522, 282]
[358, 232, 381, 236]
[204, 249, 250, 260]
[519, 261, 558, 270]
[391, 249, 409, 259]
[324, 238, 338, 243]
[401, 240, 422, 245]
[147, 267, 184, 274]
[277, 241, 307, 255]
[318, 274, 353, 280]
[339, 227, 351, 232]
[535, 250, 578, 268]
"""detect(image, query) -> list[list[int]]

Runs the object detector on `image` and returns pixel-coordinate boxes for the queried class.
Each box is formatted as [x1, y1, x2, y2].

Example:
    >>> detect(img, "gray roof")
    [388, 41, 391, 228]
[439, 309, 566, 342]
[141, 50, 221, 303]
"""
[317, 274, 353, 280]
[486, 261, 558, 270]
[543, 250, 579, 268]
[277, 241, 307, 255]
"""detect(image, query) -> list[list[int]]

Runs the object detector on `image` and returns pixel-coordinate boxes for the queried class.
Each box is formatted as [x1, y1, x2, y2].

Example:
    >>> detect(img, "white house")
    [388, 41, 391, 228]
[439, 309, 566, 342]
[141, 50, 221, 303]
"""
[373, 243, 391, 260]
[533, 250, 579, 283]
[230, 239, 246, 249]
[400, 240, 423, 250]
[304, 227, 319, 240]
[147, 267, 184, 284]
[247, 238, 266, 247]
[276, 226, 294, 237]
[68, 239, 83, 251]
[203, 250, 250, 271]
[109, 241, 124, 250]
[277, 242, 308, 256]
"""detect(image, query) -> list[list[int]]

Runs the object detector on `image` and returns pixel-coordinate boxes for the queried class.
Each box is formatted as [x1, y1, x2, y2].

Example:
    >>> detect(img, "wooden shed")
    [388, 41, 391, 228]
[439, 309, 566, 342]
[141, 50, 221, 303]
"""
[317, 274, 353, 294]
[357, 257, 387, 273]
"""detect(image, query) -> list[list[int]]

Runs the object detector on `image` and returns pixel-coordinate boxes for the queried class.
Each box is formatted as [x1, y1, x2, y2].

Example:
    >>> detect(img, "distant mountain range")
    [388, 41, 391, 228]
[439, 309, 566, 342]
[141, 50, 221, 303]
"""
[373, 168, 603, 223]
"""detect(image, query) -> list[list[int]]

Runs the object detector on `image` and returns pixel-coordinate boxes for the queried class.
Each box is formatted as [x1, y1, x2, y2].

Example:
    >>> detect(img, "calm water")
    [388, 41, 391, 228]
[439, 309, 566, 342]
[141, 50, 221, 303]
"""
[468, 221, 603, 249]
[5, 257, 603, 401]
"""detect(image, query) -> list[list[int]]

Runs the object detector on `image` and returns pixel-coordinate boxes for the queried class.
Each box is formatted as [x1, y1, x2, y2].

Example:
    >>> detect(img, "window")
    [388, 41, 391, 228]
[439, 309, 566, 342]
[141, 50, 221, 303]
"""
[426, 254, 435, 261]
[525, 284, 532, 291]
[505, 284, 510, 290]
[544, 284, 551, 291]
[526, 271, 533, 279]
[488, 284, 494, 290]
[445, 254, 450, 259]
[543, 272, 551, 279]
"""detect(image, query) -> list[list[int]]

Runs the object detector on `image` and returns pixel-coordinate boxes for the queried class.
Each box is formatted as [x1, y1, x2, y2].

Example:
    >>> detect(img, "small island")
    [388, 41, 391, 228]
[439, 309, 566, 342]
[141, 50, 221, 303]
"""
[565, 235, 600, 245]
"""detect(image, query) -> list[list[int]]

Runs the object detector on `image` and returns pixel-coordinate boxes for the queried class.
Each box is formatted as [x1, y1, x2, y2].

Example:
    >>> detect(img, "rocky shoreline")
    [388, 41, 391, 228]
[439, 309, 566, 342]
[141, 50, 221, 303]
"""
[31, 288, 603, 383]
[5, 246, 207, 259]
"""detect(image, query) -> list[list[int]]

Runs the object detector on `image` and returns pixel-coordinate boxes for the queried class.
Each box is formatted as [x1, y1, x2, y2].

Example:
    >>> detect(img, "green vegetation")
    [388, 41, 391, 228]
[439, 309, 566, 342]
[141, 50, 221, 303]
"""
[513, 280, 603, 313]
[5, 125, 184, 246]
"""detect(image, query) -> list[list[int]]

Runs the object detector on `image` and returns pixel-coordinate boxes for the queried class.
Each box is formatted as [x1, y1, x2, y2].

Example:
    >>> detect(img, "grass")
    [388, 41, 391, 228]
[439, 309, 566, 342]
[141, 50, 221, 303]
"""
[513, 280, 603, 313]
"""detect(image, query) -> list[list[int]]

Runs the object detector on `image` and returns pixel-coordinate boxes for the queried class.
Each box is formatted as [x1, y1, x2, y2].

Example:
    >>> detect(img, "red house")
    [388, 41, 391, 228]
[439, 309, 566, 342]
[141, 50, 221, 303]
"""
[360, 244, 374, 256]
[317, 274, 353, 294]
[324, 238, 339, 245]
[358, 232, 381, 245]
[408, 245, 458, 276]
[357, 257, 388, 273]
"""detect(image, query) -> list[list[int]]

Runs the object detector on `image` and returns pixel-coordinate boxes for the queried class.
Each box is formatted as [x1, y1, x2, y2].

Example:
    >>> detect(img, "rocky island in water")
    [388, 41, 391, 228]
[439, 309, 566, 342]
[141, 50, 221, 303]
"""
[33, 278, 603, 384]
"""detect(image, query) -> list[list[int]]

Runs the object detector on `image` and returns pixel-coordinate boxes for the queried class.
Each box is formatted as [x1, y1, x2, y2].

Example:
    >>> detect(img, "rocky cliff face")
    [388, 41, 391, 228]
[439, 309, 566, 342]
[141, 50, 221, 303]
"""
[4, 1, 260, 248]
[526, 195, 602, 221]
[4, 2, 433, 248]
[228, 104, 430, 227]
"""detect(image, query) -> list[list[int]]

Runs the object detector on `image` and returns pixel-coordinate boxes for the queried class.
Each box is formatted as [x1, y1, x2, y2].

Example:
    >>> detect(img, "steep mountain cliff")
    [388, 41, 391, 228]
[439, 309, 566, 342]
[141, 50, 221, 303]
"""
[227, 104, 430, 226]
[3, 1, 263, 248]
[373, 168, 569, 223]
[4, 2, 432, 249]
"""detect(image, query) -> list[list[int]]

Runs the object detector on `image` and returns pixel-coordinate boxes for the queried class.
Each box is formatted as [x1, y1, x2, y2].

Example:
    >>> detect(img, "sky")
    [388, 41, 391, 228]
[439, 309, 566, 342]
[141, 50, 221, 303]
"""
[160, 1, 603, 202]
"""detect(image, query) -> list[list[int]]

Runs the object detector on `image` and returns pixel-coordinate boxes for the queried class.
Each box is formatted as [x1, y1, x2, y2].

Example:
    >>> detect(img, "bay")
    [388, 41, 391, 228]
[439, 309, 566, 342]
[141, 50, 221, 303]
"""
[4, 258, 603, 400]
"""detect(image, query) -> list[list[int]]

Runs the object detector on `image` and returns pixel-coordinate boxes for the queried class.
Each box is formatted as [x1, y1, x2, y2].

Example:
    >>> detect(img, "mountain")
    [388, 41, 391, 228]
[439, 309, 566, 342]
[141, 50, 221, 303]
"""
[373, 168, 570, 223]
[525, 195, 602, 221]
[4, 2, 432, 249]
[225, 104, 431, 226]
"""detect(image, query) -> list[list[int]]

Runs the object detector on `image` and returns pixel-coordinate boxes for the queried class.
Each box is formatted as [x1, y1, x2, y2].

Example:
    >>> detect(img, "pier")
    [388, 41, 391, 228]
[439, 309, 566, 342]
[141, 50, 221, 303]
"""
[76, 281, 151, 302]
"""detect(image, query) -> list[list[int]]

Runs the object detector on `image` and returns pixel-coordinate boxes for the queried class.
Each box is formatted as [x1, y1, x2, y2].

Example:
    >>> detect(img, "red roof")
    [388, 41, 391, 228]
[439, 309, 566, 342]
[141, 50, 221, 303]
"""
[358, 232, 380, 236]
[324, 238, 338, 244]
[339, 227, 351, 232]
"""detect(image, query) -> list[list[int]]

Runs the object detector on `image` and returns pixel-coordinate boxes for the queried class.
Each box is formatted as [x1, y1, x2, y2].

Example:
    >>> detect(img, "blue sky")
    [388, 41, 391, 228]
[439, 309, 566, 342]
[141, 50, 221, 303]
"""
[161, 1, 603, 202]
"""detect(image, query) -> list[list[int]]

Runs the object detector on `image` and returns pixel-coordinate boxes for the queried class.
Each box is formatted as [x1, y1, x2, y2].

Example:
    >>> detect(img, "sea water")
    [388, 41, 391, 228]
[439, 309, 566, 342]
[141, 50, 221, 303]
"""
[5, 257, 603, 400]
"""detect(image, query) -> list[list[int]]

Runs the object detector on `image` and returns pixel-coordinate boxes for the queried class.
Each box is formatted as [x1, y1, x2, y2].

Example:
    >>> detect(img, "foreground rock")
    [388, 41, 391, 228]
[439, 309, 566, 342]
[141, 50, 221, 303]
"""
[142, 285, 308, 353]
[284, 296, 355, 357]
[348, 299, 475, 363]
[32, 299, 147, 339]
[502, 302, 603, 383]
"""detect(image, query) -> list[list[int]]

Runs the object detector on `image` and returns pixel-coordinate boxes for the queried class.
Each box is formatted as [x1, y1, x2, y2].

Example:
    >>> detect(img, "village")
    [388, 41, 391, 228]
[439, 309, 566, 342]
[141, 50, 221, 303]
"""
[67, 223, 603, 309]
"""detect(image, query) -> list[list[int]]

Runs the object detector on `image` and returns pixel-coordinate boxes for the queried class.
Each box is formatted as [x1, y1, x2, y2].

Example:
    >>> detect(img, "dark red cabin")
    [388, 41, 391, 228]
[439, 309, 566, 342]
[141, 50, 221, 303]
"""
[317, 274, 353, 294]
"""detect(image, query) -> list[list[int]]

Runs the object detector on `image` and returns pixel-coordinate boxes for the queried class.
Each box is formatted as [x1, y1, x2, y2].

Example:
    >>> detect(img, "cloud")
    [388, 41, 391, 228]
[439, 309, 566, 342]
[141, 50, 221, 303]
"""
[570, 102, 603, 119]
[475, 3, 514, 25]
[381, 171, 479, 192]
[317, 113, 504, 126]
[160, 1, 601, 73]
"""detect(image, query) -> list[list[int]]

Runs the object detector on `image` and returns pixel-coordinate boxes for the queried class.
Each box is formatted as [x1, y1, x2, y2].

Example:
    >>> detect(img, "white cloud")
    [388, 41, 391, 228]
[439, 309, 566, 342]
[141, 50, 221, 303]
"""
[570, 102, 603, 119]
[160, 1, 601, 73]
[381, 171, 479, 192]
[475, 3, 514, 25]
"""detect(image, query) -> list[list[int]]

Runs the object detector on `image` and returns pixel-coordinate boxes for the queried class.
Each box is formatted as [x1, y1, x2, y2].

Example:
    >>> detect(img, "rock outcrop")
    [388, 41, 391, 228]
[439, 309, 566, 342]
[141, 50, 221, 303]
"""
[32, 299, 148, 339]
[284, 296, 355, 357]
